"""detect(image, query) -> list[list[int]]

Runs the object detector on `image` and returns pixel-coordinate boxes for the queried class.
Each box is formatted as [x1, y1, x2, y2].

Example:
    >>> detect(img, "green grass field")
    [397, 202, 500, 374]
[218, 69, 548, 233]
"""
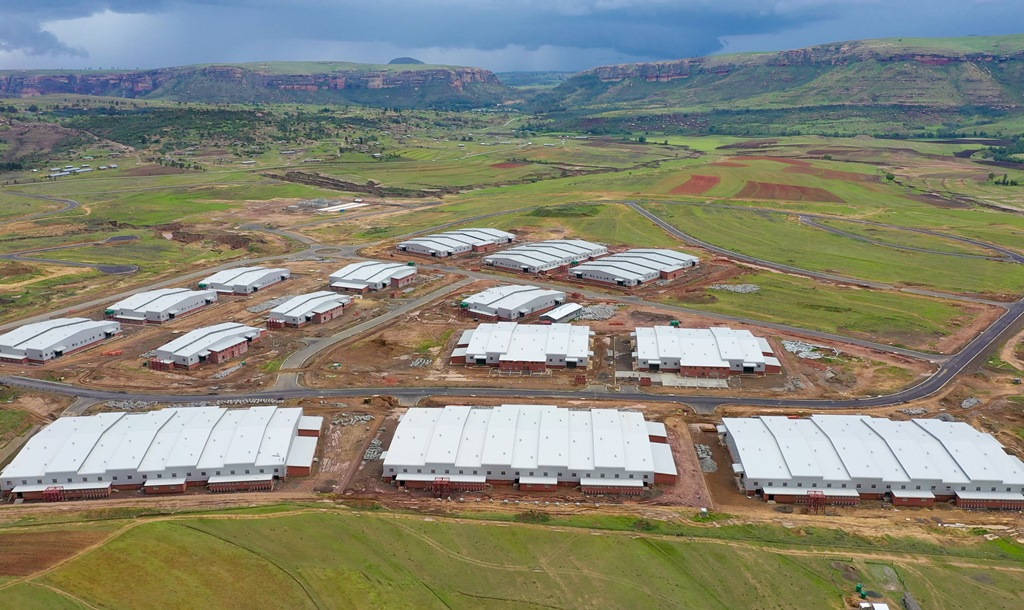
[644, 203, 1024, 296]
[0, 509, 1011, 609]
[672, 271, 977, 350]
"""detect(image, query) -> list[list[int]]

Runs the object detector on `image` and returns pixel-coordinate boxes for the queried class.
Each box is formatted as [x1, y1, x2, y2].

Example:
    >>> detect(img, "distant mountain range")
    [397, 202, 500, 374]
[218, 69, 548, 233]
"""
[3, 35, 1024, 132]
[528, 35, 1024, 134]
[0, 61, 508, 109]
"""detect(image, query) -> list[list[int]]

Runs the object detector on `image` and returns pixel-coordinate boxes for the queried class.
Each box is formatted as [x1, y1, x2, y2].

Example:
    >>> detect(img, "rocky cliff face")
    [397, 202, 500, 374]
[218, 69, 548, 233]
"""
[583, 43, 1024, 82]
[0, 65, 503, 104]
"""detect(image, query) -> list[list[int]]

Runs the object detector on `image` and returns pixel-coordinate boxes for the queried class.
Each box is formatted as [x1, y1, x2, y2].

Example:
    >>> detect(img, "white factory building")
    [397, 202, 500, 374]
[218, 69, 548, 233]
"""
[571, 249, 699, 287]
[329, 261, 417, 293]
[150, 322, 263, 370]
[483, 239, 608, 273]
[105, 288, 218, 323]
[720, 415, 1024, 509]
[0, 406, 322, 500]
[198, 266, 290, 294]
[451, 322, 593, 371]
[461, 285, 566, 320]
[382, 405, 677, 494]
[396, 228, 515, 257]
[632, 326, 781, 376]
[0, 318, 121, 363]
[267, 291, 351, 327]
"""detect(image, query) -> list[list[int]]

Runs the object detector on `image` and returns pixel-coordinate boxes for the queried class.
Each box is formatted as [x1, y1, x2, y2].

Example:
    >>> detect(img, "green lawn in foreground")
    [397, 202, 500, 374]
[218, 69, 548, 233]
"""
[32, 510, 1024, 610]
[41, 512, 842, 609]
[644, 202, 1024, 296]
[669, 271, 976, 351]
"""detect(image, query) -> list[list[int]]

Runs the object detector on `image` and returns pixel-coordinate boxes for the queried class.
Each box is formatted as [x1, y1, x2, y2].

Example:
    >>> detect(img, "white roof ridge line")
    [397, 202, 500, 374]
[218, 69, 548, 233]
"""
[191, 409, 228, 471]
[858, 417, 912, 480]
[910, 419, 972, 481]
[808, 416, 852, 479]
[134, 410, 181, 471]
[758, 416, 795, 479]
[75, 412, 129, 475]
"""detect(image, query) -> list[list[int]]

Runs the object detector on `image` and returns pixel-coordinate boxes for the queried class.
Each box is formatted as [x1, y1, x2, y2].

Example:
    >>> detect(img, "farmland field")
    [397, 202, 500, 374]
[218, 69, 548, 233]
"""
[0, 508, 1010, 609]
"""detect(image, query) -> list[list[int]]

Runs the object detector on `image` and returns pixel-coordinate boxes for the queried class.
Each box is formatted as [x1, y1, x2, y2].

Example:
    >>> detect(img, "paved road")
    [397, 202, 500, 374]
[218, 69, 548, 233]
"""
[272, 278, 475, 390]
[1, 235, 141, 274]
[1, 191, 80, 225]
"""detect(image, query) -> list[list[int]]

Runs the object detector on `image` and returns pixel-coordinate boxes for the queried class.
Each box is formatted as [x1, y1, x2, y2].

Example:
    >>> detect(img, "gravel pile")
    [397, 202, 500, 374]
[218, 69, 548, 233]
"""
[212, 364, 243, 379]
[782, 340, 835, 360]
[709, 283, 760, 294]
[577, 304, 617, 321]
[364, 438, 384, 460]
[334, 413, 375, 426]
[694, 443, 718, 473]
[900, 407, 928, 416]
[961, 396, 981, 409]
[105, 400, 156, 410]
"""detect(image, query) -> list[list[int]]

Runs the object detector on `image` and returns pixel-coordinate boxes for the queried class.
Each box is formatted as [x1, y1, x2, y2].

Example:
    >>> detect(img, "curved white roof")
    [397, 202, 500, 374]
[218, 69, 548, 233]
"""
[384, 405, 662, 477]
[723, 415, 1024, 489]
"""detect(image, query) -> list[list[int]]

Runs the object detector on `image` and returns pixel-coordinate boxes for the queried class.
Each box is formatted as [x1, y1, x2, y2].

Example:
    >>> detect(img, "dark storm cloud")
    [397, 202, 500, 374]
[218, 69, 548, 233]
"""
[2, 1, 1024, 70]
[0, 1, 830, 61]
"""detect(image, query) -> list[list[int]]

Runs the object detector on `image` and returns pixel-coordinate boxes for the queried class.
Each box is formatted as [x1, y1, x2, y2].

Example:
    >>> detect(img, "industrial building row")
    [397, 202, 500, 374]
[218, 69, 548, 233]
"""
[0, 260, 408, 366]
[395, 229, 701, 289]
[1, 406, 322, 500]
[396, 228, 516, 257]
[383, 405, 677, 494]
[721, 415, 1024, 509]
[450, 322, 780, 376]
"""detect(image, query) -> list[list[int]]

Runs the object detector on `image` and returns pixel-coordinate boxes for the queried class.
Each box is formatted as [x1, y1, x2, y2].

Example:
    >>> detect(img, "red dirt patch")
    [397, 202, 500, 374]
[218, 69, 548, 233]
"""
[490, 162, 528, 169]
[783, 165, 880, 183]
[733, 155, 811, 166]
[709, 161, 747, 167]
[0, 528, 112, 576]
[670, 174, 721, 195]
[119, 165, 189, 176]
[736, 181, 844, 203]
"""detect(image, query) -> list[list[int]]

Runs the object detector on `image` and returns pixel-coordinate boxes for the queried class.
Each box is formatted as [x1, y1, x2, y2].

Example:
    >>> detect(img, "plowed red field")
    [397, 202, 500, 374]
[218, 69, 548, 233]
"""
[736, 181, 844, 202]
[670, 174, 721, 195]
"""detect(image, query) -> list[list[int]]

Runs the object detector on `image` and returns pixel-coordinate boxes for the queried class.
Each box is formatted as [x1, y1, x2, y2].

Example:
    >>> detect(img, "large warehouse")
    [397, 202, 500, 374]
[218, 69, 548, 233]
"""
[329, 261, 417, 293]
[267, 291, 351, 328]
[482, 240, 608, 273]
[571, 249, 699, 287]
[721, 415, 1024, 509]
[383, 405, 677, 494]
[198, 266, 290, 294]
[150, 322, 263, 370]
[451, 322, 593, 371]
[106, 288, 218, 323]
[461, 284, 566, 320]
[0, 406, 322, 500]
[633, 326, 781, 376]
[396, 228, 515, 257]
[0, 318, 121, 363]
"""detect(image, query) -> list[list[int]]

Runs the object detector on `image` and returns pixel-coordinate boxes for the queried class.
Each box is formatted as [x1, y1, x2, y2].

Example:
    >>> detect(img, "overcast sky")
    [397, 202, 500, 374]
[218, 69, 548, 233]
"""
[1, 1, 1022, 72]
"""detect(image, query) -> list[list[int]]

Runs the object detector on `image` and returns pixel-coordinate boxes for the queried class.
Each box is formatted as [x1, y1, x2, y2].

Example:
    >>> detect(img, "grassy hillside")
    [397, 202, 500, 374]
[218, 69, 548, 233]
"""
[531, 34, 1024, 136]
